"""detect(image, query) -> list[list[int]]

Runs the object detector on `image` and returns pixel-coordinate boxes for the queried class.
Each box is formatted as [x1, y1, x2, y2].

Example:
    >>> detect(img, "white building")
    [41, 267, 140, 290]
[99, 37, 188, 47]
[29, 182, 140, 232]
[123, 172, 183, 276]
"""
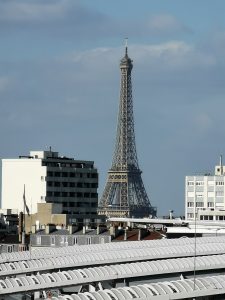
[1, 150, 98, 217]
[185, 157, 225, 221]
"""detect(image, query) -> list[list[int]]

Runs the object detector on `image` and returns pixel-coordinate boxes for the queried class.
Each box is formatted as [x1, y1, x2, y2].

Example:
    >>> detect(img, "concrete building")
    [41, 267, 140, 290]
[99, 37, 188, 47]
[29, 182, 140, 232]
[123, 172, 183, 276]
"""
[1, 150, 99, 219]
[185, 157, 225, 221]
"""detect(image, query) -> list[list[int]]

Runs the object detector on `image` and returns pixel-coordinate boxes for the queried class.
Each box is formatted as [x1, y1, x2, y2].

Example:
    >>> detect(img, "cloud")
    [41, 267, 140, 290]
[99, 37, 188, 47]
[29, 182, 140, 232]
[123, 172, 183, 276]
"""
[0, 0, 67, 22]
[146, 14, 191, 35]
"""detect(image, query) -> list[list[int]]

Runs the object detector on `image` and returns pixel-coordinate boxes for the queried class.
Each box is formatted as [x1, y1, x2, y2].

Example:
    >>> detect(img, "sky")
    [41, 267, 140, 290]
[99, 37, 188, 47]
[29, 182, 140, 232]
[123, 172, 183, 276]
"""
[0, 0, 225, 216]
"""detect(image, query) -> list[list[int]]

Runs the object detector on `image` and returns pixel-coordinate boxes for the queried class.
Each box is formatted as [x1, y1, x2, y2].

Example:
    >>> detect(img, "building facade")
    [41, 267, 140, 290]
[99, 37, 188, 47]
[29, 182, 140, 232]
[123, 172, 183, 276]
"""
[30, 225, 111, 248]
[1, 150, 98, 218]
[185, 159, 225, 221]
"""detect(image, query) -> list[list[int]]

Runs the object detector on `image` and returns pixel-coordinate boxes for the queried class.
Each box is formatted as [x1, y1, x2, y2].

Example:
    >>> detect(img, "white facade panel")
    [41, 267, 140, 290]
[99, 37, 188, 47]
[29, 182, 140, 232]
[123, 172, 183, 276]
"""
[1, 158, 46, 214]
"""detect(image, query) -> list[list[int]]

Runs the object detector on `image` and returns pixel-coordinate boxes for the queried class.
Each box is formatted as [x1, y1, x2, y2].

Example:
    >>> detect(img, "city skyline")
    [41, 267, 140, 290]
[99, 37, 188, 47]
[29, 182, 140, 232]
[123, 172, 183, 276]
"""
[0, 0, 225, 215]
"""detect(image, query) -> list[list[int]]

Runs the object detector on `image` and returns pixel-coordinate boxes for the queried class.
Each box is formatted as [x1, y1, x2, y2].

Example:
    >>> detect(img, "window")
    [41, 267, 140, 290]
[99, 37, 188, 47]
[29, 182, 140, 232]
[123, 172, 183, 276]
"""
[208, 181, 214, 186]
[187, 202, 194, 207]
[208, 192, 214, 197]
[37, 236, 41, 245]
[196, 202, 204, 207]
[91, 193, 98, 198]
[62, 182, 68, 187]
[74, 237, 78, 245]
[51, 237, 55, 245]
[187, 213, 194, 218]
[54, 182, 60, 187]
[196, 181, 204, 186]
[70, 182, 75, 187]
[216, 181, 224, 186]
[208, 202, 214, 208]
[216, 191, 224, 197]
[7, 246, 13, 253]
[54, 172, 60, 177]
[188, 181, 194, 186]
[87, 238, 91, 245]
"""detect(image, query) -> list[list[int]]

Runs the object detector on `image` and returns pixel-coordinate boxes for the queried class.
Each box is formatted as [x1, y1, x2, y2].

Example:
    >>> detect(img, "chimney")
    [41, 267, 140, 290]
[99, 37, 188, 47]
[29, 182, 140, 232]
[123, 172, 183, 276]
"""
[45, 224, 56, 234]
[31, 225, 36, 234]
[68, 224, 78, 234]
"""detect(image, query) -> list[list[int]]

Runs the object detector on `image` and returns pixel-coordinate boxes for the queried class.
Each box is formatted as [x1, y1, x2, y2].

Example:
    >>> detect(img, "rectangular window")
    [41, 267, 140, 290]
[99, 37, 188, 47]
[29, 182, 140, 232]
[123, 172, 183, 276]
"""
[187, 192, 194, 197]
[37, 236, 41, 245]
[216, 191, 224, 197]
[187, 213, 194, 218]
[208, 181, 214, 186]
[196, 181, 204, 186]
[208, 192, 214, 197]
[216, 181, 224, 186]
[207, 202, 214, 208]
[187, 181, 194, 186]
[196, 202, 204, 207]
[187, 202, 194, 207]
[51, 237, 55, 245]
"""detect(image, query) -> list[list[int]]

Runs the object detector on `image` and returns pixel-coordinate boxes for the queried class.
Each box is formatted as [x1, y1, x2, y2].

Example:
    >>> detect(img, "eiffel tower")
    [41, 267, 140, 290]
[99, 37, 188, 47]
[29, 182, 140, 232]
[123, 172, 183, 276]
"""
[98, 44, 157, 218]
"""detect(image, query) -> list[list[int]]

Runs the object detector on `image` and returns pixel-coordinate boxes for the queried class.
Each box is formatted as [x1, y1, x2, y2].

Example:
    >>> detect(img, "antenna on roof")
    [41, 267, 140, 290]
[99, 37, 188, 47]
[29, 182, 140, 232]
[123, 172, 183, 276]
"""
[220, 154, 223, 175]
[125, 37, 128, 55]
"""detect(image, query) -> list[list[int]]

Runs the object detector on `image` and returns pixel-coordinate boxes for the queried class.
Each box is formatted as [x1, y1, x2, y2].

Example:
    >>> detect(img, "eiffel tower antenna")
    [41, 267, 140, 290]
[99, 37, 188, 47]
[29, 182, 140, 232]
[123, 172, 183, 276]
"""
[98, 43, 157, 218]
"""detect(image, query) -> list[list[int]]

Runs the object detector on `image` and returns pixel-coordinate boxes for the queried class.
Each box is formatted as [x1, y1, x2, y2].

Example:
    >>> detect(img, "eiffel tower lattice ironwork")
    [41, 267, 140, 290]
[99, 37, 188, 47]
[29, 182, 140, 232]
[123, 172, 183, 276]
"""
[98, 45, 157, 218]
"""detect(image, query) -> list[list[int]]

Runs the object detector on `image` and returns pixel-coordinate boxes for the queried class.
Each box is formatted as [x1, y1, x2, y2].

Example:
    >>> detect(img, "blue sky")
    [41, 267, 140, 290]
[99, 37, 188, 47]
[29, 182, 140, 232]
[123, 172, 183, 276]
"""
[1, 0, 225, 215]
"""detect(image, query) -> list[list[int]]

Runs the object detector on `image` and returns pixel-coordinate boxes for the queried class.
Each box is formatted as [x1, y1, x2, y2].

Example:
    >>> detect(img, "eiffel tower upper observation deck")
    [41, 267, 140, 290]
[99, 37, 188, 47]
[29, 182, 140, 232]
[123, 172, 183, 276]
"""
[98, 45, 157, 218]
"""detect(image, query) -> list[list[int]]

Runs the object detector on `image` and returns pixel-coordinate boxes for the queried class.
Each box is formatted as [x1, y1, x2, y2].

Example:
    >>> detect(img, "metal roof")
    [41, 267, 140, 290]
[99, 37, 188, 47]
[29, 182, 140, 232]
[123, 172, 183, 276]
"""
[1, 238, 225, 276]
[49, 274, 225, 300]
[2, 253, 225, 295]
[1, 235, 225, 264]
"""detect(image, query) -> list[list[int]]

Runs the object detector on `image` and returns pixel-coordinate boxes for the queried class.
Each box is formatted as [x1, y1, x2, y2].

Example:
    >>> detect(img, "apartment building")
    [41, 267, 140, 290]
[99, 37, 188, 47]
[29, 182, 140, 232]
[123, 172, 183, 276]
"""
[185, 157, 225, 221]
[1, 150, 98, 220]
